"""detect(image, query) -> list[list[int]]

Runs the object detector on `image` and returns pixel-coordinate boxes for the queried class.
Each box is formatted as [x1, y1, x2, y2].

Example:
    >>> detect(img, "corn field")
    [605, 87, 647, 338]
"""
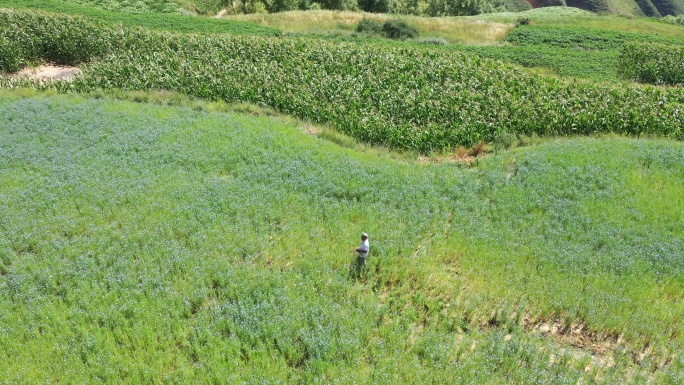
[2, 9, 683, 152]
[619, 42, 684, 86]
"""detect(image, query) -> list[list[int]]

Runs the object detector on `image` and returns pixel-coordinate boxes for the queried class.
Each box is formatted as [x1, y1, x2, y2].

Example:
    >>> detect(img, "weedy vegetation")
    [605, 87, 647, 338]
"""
[1, 2, 684, 383]
[0, 93, 683, 383]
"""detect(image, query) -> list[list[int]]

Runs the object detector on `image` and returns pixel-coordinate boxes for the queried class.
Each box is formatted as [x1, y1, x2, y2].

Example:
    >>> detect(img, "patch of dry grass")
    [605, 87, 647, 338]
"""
[225, 10, 512, 44]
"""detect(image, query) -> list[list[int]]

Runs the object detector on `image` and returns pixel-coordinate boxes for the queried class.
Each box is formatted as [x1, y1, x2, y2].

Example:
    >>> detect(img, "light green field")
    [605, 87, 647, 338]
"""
[475, 6, 684, 36]
[0, 92, 683, 383]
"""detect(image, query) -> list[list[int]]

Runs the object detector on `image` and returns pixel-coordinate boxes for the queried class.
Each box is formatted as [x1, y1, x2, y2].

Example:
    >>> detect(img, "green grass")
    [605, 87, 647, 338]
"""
[1, 0, 281, 35]
[474, 6, 684, 35]
[0, 91, 683, 383]
[454, 24, 684, 81]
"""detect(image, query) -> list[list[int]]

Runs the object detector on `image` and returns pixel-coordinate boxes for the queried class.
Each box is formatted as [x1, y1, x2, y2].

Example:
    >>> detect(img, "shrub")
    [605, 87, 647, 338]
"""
[417, 37, 448, 45]
[382, 19, 419, 40]
[356, 18, 383, 35]
[359, 0, 394, 12]
[426, 0, 485, 16]
[662, 15, 684, 26]
[318, 0, 359, 10]
[515, 17, 533, 27]
[246, 0, 269, 13]
[263, 0, 300, 12]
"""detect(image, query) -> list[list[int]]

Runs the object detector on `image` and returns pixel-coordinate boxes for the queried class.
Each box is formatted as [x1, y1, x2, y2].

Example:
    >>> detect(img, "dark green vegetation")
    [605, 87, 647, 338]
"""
[1, 92, 683, 383]
[356, 18, 420, 39]
[619, 41, 684, 85]
[1, 0, 281, 35]
[2, 9, 684, 153]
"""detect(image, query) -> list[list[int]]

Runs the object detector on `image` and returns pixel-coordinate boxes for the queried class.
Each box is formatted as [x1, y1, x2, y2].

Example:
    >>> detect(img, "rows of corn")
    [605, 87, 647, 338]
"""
[2, 9, 683, 152]
[619, 42, 684, 86]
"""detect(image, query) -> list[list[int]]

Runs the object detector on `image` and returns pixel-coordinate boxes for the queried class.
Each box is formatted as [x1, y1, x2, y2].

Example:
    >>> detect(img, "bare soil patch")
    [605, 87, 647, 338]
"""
[214, 9, 228, 18]
[15, 65, 81, 81]
[300, 124, 322, 136]
[523, 316, 621, 358]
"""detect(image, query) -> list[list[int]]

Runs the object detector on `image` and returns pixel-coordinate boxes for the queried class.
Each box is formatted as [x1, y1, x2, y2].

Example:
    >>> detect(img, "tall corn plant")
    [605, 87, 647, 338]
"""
[619, 42, 684, 85]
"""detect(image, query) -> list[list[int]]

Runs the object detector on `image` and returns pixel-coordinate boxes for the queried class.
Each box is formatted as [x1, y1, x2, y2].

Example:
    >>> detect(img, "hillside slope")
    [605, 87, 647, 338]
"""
[527, 0, 684, 16]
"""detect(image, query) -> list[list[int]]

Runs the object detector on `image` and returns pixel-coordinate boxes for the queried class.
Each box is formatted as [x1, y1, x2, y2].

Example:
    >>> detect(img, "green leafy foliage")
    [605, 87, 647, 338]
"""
[619, 42, 684, 85]
[452, 25, 684, 82]
[356, 19, 419, 40]
[2, 10, 684, 153]
[515, 16, 533, 26]
[358, 0, 394, 12]
[355, 17, 384, 34]
[381, 19, 419, 39]
[2, 0, 282, 35]
[64, 0, 180, 13]
[0, 10, 113, 70]
[663, 13, 684, 23]
[426, 0, 488, 15]
[502, 25, 675, 50]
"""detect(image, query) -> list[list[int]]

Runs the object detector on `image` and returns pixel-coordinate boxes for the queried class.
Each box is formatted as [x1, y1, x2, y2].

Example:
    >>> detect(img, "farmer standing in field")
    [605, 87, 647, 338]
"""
[355, 233, 370, 270]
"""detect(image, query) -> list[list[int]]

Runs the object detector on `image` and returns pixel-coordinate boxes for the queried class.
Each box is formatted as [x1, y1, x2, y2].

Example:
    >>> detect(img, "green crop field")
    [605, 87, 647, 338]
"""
[456, 24, 684, 81]
[2, 10, 684, 153]
[0, 92, 683, 383]
[1, 1, 684, 382]
[1, 0, 281, 35]
[4, 3, 684, 82]
[619, 41, 684, 85]
[230, 8, 684, 82]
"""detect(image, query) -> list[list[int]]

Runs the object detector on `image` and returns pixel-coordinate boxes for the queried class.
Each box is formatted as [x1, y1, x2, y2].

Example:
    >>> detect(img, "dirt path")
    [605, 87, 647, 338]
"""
[15, 65, 81, 81]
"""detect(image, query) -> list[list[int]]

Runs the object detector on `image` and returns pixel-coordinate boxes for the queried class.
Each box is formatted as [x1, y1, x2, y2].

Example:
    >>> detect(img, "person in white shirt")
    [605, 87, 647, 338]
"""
[355, 233, 370, 269]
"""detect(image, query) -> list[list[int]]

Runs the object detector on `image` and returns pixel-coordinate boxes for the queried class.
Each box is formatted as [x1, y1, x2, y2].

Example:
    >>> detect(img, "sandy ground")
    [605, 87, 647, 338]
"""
[15, 65, 82, 81]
